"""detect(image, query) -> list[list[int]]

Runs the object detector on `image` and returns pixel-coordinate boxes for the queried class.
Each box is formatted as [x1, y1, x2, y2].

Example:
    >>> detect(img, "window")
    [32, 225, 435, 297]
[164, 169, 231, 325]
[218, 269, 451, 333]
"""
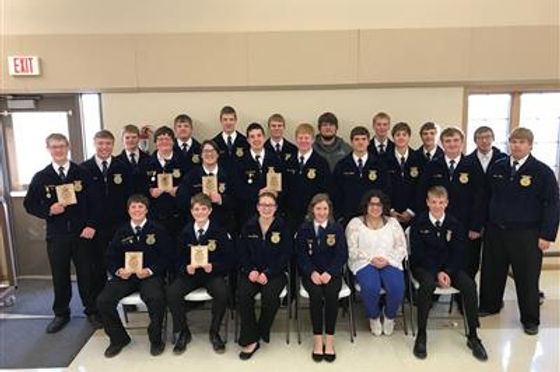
[80, 94, 102, 159]
[466, 94, 511, 154]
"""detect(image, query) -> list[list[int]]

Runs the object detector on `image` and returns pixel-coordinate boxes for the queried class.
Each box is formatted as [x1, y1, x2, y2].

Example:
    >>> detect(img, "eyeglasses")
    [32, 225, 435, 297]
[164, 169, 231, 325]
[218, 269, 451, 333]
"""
[368, 202, 383, 207]
[258, 203, 277, 208]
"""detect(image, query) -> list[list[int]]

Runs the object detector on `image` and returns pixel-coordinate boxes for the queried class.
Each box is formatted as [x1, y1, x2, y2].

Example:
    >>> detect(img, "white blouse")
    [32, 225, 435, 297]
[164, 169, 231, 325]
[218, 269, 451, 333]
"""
[345, 216, 408, 274]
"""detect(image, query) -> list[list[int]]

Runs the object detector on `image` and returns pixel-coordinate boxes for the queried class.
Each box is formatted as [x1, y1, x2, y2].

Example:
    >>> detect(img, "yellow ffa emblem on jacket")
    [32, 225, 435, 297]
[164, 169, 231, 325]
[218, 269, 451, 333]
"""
[218, 183, 226, 193]
[307, 168, 316, 180]
[368, 170, 378, 182]
[285, 153, 292, 161]
[192, 154, 200, 164]
[173, 169, 181, 178]
[271, 231, 281, 244]
[409, 167, 419, 178]
[446, 230, 452, 242]
[113, 173, 123, 185]
[236, 147, 244, 158]
[520, 175, 532, 187]
[73, 180, 83, 192]
[459, 172, 469, 184]
[146, 234, 156, 245]
[326, 234, 336, 247]
[207, 239, 217, 251]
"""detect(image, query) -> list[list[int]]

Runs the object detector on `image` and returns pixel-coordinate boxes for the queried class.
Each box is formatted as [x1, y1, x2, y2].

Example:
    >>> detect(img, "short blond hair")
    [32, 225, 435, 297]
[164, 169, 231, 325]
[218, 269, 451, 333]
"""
[427, 186, 448, 200]
[46, 133, 69, 147]
[509, 127, 534, 145]
[440, 126, 464, 142]
[295, 123, 314, 137]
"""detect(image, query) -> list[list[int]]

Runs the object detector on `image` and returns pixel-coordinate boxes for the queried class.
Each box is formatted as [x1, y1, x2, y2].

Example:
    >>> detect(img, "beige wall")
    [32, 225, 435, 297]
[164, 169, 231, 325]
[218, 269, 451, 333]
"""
[102, 87, 464, 152]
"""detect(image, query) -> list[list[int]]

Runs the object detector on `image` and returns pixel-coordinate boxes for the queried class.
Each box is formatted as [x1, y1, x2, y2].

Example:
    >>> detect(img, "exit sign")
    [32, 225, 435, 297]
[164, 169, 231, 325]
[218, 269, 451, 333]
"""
[8, 56, 41, 76]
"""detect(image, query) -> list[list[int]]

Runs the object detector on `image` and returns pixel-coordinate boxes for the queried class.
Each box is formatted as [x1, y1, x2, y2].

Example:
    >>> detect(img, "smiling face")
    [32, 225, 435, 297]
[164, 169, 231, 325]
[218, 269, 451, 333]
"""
[313, 200, 330, 224]
[220, 113, 237, 134]
[442, 133, 463, 158]
[319, 122, 337, 140]
[128, 202, 148, 224]
[366, 196, 383, 219]
[191, 202, 212, 224]
[393, 130, 410, 149]
[174, 121, 193, 141]
[296, 132, 313, 153]
[47, 138, 69, 164]
[373, 117, 390, 140]
[268, 120, 285, 140]
[475, 130, 494, 153]
[426, 194, 448, 219]
[257, 195, 277, 219]
[155, 133, 174, 154]
[201, 143, 219, 167]
[421, 128, 437, 149]
[248, 128, 265, 152]
[122, 132, 139, 151]
[94, 137, 114, 160]
[509, 138, 531, 160]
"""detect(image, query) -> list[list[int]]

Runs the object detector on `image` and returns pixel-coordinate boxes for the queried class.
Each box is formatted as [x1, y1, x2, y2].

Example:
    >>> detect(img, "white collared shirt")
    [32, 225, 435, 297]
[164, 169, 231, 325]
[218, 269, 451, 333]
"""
[314, 220, 328, 236]
[374, 137, 389, 150]
[394, 148, 409, 163]
[193, 220, 210, 237]
[297, 149, 313, 165]
[130, 218, 148, 232]
[511, 154, 530, 169]
[177, 138, 193, 152]
[422, 146, 437, 159]
[270, 138, 284, 150]
[203, 164, 219, 175]
[250, 148, 265, 166]
[428, 212, 446, 227]
[222, 131, 237, 144]
[444, 154, 462, 169]
[126, 149, 140, 163]
[476, 149, 493, 173]
[352, 152, 368, 168]
[52, 161, 70, 177]
[157, 152, 173, 168]
[95, 155, 112, 173]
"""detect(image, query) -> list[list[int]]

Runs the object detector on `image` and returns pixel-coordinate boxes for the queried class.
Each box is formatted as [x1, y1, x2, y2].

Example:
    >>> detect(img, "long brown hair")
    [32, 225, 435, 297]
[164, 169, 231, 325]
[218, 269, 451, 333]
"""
[306, 193, 334, 222]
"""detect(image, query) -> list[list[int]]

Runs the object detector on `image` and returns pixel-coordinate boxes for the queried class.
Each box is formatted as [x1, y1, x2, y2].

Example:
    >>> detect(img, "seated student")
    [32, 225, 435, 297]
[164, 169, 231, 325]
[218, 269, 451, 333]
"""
[346, 190, 407, 337]
[410, 186, 487, 361]
[236, 192, 291, 360]
[166, 193, 233, 354]
[296, 193, 348, 362]
[176, 140, 235, 232]
[96, 194, 170, 358]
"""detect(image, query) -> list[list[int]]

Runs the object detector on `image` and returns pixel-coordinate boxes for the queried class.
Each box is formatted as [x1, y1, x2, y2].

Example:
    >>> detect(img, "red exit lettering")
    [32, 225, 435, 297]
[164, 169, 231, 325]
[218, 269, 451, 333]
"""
[13, 57, 34, 74]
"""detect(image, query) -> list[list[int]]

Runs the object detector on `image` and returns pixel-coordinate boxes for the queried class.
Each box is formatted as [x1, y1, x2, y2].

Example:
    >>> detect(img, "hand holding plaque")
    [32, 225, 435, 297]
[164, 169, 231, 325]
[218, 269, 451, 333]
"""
[125, 251, 143, 273]
[202, 175, 218, 196]
[55, 183, 77, 206]
[266, 168, 282, 192]
[191, 245, 208, 267]
[157, 173, 174, 192]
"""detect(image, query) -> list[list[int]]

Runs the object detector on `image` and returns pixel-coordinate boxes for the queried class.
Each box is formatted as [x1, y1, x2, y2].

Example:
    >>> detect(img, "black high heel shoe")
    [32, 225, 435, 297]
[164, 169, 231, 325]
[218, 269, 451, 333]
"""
[312, 345, 324, 362]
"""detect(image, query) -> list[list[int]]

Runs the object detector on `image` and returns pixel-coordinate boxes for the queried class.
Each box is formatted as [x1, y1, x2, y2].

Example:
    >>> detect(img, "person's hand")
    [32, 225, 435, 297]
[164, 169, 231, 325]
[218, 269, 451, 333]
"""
[210, 192, 222, 205]
[399, 211, 413, 223]
[257, 273, 268, 285]
[117, 268, 132, 280]
[186, 264, 196, 275]
[371, 257, 388, 269]
[248, 270, 260, 283]
[311, 271, 322, 285]
[320, 272, 332, 284]
[49, 202, 65, 215]
[437, 271, 451, 288]
[468, 230, 482, 240]
[80, 227, 96, 239]
[150, 188, 163, 198]
[538, 239, 552, 251]
[203, 263, 213, 273]
[390, 210, 399, 219]
[168, 186, 178, 197]
[136, 268, 152, 279]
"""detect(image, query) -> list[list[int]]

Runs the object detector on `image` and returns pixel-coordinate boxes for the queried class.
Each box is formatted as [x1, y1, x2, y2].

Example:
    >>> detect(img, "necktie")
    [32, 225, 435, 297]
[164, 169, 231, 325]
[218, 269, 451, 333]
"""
[449, 159, 456, 180]
[378, 143, 385, 155]
[426, 151, 431, 161]
[182, 142, 188, 152]
[275, 143, 281, 153]
[255, 155, 262, 171]
[357, 158, 364, 175]
[197, 228, 205, 242]
[134, 225, 142, 240]
[208, 172, 214, 177]
[299, 155, 305, 172]
[58, 166, 66, 181]
[102, 160, 108, 179]
[435, 220, 441, 237]
[226, 135, 233, 154]
[400, 156, 406, 173]
[130, 152, 137, 167]
[435, 220, 441, 229]
[511, 160, 519, 179]
[318, 226, 327, 243]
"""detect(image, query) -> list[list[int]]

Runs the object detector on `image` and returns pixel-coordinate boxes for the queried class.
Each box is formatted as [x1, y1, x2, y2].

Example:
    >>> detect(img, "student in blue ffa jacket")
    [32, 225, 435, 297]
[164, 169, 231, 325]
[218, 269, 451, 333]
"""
[284, 123, 331, 233]
[479, 128, 559, 336]
[140, 126, 185, 237]
[464, 126, 507, 279]
[81, 130, 133, 305]
[24, 133, 100, 333]
[416, 127, 486, 272]
[177, 140, 235, 232]
[236, 192, 291, 360]
[416, 122, 444, 168]
[117, 124, 151, 194]
[173, 114, 202, 174]
[385, 122, 423, 228]
[367, 112, 395, 161]
[97, 194, 170, 358]
[264, 113, 298, 166]
[410, 186, 487, 362]
[296, 194, 348, 363]
[167, 193, 233, 354]
[212, 105, 249, 176]
[234, 122, 284, 226]
[333, 126, 389, 225]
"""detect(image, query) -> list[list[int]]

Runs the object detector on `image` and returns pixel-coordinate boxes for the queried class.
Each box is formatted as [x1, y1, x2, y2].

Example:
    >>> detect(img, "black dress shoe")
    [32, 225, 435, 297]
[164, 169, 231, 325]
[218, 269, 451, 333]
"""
[150, 342, 165, 356]
[324, 349, 336, 363]
[312, 346, 324, 362]
[478, 309, 499, 318]
[46, 316, 70, 334]
[210, 333, 226, 354]
[523, 323, 539, 335]
[239, 342, 260, 360]
[87, 314, 103, 329]
[413, 332, 427, 359]
[104, 337, 131, 358]
[173, 330, 192, 354]
[467, 337, 488, 361]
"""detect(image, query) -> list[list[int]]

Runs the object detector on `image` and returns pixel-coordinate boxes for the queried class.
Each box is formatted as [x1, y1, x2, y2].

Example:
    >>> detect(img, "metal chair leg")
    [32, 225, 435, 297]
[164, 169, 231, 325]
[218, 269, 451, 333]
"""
[402, 301, 409, 336]
[461, 295, 468, 337]
[348, 296, 355, 342]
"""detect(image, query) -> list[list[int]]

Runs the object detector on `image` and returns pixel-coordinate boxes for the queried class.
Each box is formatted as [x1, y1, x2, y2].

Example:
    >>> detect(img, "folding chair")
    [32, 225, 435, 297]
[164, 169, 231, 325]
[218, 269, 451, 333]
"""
[117, 292, 168, 342]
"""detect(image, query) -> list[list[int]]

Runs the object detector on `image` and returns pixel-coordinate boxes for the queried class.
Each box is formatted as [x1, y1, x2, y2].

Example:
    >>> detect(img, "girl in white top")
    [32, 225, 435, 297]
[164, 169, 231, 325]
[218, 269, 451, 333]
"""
[346, 190, 407, 336]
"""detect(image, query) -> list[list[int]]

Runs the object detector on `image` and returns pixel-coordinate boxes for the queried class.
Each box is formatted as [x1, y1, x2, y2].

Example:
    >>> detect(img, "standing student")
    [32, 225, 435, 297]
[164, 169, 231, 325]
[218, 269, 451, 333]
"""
[416, 122, 444, 168]
[212, 105, 249, 175]
[264, 113, 298, 166]
[81, 130, 132, 303]
[172, 114, 202, 174]
[296, 194, 348, 362]
[117, 124, 150, 194]
[24, 133, 100, 333]
[367, 112, 395, 161]
[479, 128, 559, 335]
[97, 194, 170, 357]
[312, 112, 351, 172]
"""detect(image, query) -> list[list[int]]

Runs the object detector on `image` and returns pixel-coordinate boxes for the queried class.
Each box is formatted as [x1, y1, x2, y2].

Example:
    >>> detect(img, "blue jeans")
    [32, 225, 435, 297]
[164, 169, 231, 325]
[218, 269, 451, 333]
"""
[356, 264, 405, 319]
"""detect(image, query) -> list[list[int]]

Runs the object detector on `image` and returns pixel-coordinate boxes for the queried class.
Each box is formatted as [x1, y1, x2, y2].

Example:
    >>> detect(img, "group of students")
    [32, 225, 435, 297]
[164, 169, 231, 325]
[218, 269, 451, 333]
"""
[23, 106, 559, 363]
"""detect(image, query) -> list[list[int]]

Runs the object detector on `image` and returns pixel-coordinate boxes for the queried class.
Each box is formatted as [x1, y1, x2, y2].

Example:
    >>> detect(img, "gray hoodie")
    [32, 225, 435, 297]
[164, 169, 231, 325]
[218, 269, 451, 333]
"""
[313, 135, 352, 172]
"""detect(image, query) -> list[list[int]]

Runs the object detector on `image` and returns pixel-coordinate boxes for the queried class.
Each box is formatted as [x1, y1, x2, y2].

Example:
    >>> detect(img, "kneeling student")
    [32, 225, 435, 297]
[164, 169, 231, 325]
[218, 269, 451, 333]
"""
[97, 194, 170, 358]
[410, 186, 487, 361]
[167, 193, 233, 354]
